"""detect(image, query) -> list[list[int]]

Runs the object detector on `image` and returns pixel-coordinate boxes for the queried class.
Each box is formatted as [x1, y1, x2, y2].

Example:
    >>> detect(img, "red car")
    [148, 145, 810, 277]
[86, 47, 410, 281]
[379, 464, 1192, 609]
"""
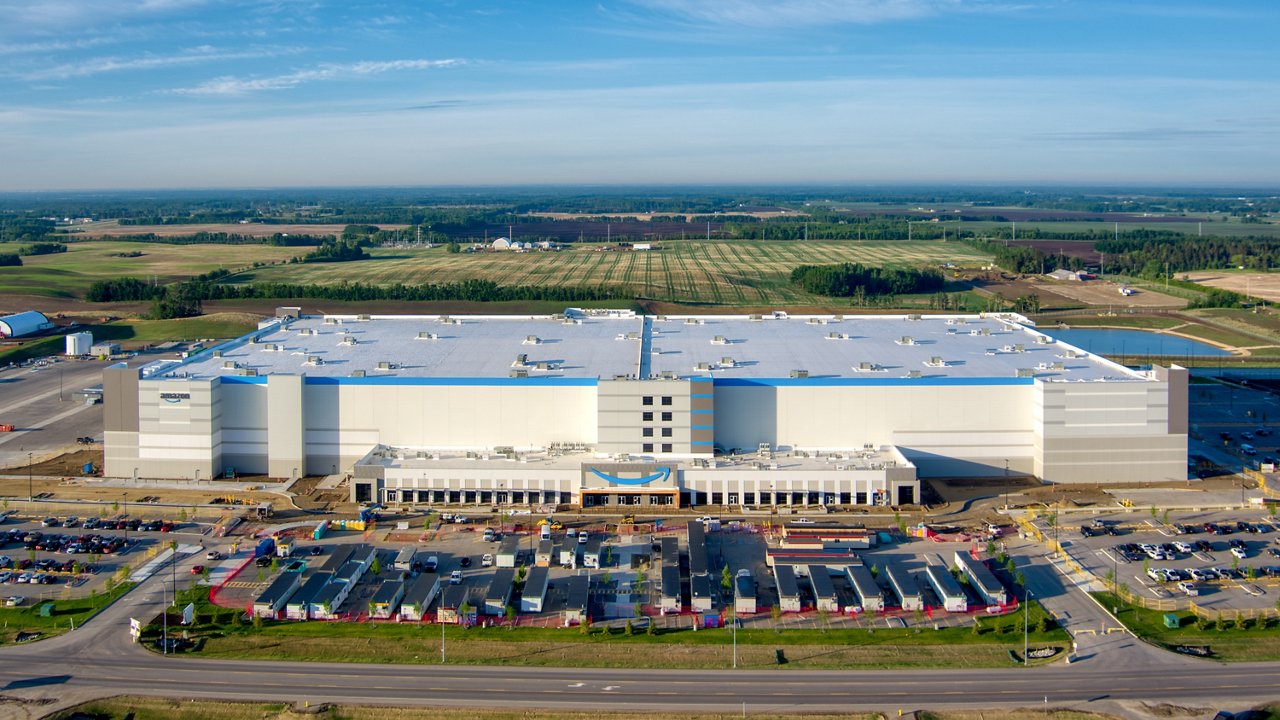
[190, 565, 205, 575]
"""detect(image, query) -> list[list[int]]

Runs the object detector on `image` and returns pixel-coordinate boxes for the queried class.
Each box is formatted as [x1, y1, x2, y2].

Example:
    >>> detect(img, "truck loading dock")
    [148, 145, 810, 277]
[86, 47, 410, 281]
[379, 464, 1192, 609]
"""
[805, 565, 839, 613]
[287, 572, 332, 620]
[253, 571, 303, 619]
[399, 574, 441, 622]
[924, 564, 967, 612]
[521, 565, 550, 613]
[845, 565, 883, 612]
[774, 564, 801, 613]
[484, 569, 516, 615]
[884, 564, 923, 611]
[370, 580, 406, 619]
[954, 551, 1008, 606]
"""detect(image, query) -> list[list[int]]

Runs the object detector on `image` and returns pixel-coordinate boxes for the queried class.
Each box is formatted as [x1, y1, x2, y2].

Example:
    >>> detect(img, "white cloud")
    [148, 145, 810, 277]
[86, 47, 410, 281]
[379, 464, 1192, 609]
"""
[17, 46, 298, 80]
[0, 0, 209, 33]
[169, 59, 466, 96]
[626, 0, 1029, 27]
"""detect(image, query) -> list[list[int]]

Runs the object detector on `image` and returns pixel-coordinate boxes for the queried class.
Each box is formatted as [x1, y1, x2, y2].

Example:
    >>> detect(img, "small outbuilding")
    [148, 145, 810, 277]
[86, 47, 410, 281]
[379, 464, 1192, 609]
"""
[845, 565, 883, 612]
[252, 571, 303, 619]
[563, 574, 590, 626]
[521, 565, 550, 613]
[774, 564, 801, 613]
[483, 568, 516, 616]
[287, 572, 332, 620]
[369, 580, 406, 619]
[399, 574, 442, 622]
[734, 574, 757, 615]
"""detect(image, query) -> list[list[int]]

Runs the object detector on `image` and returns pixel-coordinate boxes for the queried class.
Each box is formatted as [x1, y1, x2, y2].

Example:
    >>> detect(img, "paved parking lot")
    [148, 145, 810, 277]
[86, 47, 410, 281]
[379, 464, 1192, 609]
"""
[1053, 509, 1280, 611]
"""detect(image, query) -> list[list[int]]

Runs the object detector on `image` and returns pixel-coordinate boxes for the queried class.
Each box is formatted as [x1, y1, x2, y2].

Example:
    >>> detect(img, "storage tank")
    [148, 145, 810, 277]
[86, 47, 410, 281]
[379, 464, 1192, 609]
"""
[66, 331, 93, 356]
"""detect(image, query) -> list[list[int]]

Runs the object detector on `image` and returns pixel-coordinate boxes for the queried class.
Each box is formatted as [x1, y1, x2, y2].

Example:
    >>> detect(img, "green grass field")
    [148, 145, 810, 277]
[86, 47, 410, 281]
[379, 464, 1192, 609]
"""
[223, 240, 989, 306]
[0, 314, 260, 364]
[957, 218, 1280, 238]
[0, 582, 134, 644]
[0, 241, 307, 298]
[1092, 591, 1280, 662]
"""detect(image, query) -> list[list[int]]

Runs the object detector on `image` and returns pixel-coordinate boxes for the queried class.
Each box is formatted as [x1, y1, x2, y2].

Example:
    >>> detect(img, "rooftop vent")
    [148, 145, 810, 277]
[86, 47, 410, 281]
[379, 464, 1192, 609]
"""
[350, 370, 366, 378]
[213, 350, 223, 358]
[907, 314, 922, 321]
[905, 370, 922, 379]
[510, 369, 529, 378]
[524, 335, 541, 345]
[924, 356, 947, 368]
[1016, 368, 1036, 378]
[695, 362, 713, 372]
[896, 336, 915, 346]
[356, 314, 370, 321]
[711, 335, 728, 345]
[376, 361, 397, 371]
[790, 369, 809, 379]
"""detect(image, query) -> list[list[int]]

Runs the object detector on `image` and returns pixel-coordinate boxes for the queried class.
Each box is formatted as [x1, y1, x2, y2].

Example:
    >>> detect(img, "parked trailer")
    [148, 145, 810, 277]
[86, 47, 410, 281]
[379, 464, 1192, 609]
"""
[252, 571, 303, 619]
[734, 575, 757, 614]
[483, 568, 516, 616]
[774, 564, 801, 613]
[845, 565, 884, 612]
[369, 580, 406, 619]
[399, 574, 442, 622]
[954, 552, 1008, 606]
[660, 564, 682, 613]
[394, 547, 417, 572]
[521, 565, 550, 613]
[286, 573, 332, 620]
[924, 565, 968, 612]
[884, 564, 923, 611]
[806, 565, 840, 612]
[255, 537, 276, 558]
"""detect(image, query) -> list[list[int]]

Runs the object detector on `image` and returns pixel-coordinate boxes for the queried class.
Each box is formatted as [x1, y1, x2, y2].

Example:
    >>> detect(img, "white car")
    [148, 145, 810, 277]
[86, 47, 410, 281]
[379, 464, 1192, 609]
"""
[792, 518, 815, 525]
[449, 570, 463, 585]
[4, 596, 21, 607]
[1173, 541, 1193, 554]
[1231, 546, 1248, 559]
[1177, 581, 1199, 597]
[481, 553, 494, 567]
[578, 531, 588, 544]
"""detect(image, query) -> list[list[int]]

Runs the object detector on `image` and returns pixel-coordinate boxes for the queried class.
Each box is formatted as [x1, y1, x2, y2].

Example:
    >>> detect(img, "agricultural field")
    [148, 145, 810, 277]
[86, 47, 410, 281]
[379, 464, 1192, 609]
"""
[62, 221, 404, 238]
[227, 240, 990, 305]
[1186, 271, 1280, 303]
[0, 241, 309, 298]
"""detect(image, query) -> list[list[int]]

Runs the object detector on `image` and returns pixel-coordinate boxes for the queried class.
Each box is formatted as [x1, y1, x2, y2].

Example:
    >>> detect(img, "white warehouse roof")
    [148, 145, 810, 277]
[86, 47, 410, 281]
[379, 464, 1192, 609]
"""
[164, 310, 1150, 385]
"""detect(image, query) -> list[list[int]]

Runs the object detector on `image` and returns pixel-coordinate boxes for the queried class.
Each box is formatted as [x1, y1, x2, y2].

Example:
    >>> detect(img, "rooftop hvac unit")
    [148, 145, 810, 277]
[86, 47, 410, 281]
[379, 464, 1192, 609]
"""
[720, 357, 736, 367]
[524, 335, 541, 345]
[925, 356, 946, 367]
[350, 370, 366, 378]
[1051, 362, 1066, 370]
[907, 314, 922, 321]
[613, 374, 632, 380]
[240, 368, 258, 377]
[711, 335, 728, 345]
[1014, 343, 1025, 353]
[340, 335, 357, 346]
[324, 317, 338, 324]
[222, 360, 238, 369]
[1035, 335, 1052, 344]
[536, 362, 552, 370]
[514, 353, 529, 365]
[956, 318, 967, 325]
[416, 331, 438, 340]
[438, 315, 451, 323]
[695, 362, 713, 372]
[356, 314, 370, 321]
[651, 346, 663, 355]
[656, 315, 667, 321]
[906, 370, 922, 379]
[790, 369, 809, 379]
[896, 336, 914, 345]
[685, 318, 703, 325]
[627, 331, 641, 340]
[377, 361, 397, 370]
[306, 355, 323, 365]
[660, 370, 677, 380]
[748, 314, 763, 321]
[831, 315, 843, 322]
[856, 361, 882, 372]
[510, 369, 529, 378]
[551, 313, 565, 320]
[213, 350, 223, 358]
[1016, 368, 1036, 378]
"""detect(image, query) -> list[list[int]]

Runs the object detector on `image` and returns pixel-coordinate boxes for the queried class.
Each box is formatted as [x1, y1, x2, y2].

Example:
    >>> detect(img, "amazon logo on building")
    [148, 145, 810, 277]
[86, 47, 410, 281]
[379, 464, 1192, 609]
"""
[581, 463, 677, 488]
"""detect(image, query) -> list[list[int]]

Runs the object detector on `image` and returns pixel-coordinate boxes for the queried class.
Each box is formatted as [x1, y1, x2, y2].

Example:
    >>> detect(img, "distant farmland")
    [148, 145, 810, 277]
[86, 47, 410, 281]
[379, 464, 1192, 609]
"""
[226, 240, 990, 305]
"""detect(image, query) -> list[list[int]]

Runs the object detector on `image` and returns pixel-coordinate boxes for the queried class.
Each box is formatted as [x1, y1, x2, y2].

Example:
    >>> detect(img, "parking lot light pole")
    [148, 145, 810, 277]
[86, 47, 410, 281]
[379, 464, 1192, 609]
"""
[1023, 588, 1031, 667]
[440, 609, 446, 664]
[28, 452, 33, 502]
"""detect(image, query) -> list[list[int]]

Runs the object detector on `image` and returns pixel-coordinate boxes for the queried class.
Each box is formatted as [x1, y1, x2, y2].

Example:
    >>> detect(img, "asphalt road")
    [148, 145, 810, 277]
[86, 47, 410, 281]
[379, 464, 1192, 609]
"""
[2, 552, 1279, 715]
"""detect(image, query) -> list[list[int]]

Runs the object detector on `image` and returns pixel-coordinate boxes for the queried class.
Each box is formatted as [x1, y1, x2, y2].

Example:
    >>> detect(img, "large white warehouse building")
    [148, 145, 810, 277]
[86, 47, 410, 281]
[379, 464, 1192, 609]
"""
[103, 309, 1187, 509]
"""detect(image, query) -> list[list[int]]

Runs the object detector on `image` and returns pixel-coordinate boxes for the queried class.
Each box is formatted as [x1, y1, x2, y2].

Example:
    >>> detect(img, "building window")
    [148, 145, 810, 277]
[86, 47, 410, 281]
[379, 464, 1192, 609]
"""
[642, 396, 654, 406]
[661, 396, 673, 406]
[661, 443, 672, 453]
[661, 427, 672, 437]
[661, 411, 672, 422]
[642, 443, 654, 453]
[642, 427, 653, 437]
[642, 411, 653, 421]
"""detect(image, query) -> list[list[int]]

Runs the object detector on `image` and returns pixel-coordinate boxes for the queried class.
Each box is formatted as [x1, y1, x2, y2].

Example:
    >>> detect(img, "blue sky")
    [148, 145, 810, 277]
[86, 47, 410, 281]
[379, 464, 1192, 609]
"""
[0, 0, 1277, 190]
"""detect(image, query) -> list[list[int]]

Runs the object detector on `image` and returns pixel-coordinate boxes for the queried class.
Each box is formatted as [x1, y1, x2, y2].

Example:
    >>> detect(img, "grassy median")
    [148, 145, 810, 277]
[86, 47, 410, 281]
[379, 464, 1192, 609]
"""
[0, 582, 135, 644]
[1092, 591, 1280, 662]
[147, 588, 1068, 670]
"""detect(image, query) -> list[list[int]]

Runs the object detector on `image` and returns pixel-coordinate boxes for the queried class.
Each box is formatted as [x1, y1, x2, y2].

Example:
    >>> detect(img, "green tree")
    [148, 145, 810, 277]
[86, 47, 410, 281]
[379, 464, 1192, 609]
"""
[1162, 508, 1170, 525]
[624, 620, 634, 636]
[504, 604, 516, 627]
[370, 556, 382, 575]
[647, 618, 656, 636]
[446, 242, 461, 254]
[252, 613, 262, 629]
[721, 565, 732, 592]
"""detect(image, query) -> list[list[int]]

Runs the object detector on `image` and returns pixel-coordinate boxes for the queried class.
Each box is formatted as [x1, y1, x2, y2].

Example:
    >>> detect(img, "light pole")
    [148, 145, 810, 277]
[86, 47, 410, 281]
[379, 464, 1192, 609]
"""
[28, 452, 33, 502]
[1023, 587, 1031, 667]
[732, 602, 737, 669]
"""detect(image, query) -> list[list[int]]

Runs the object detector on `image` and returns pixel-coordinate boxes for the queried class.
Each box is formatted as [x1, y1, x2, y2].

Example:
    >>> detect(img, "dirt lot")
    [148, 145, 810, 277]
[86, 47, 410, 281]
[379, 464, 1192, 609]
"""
[66, 222, 407, 238]
[1187, 271, 1280, 303]
[1039, 279, 1185, 308]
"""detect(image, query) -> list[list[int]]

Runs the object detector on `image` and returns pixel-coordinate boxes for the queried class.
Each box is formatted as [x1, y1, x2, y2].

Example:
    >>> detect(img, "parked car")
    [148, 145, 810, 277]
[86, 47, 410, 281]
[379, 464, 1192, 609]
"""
[459, 557, 472, 568]
[1177, 581, 1199, 597]
[205, 550, 222, 561]
[449, 570, 463, 585]
[481, 554, 494, 567]
[4, 596, 21, 607]
[1232, 546, 1249, 559]
[190, 565, 205, 575]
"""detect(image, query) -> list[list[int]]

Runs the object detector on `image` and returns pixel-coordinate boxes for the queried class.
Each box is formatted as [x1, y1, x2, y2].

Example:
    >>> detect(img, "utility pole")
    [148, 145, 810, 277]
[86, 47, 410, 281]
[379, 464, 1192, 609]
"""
[1023, 587, 1031, 666]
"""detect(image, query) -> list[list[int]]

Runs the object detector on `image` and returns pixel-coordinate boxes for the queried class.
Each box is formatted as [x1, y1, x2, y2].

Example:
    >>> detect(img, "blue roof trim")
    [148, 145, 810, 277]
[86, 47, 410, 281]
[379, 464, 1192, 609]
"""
[220, 376, 267, 385]
[691, 409, 714, 414]
[691, 441, 713, 445]
[691, 425, 714, 430]
[304, 376, 599, 387]
[713, 377, 1036, 387]
[691, 393, 714, 398]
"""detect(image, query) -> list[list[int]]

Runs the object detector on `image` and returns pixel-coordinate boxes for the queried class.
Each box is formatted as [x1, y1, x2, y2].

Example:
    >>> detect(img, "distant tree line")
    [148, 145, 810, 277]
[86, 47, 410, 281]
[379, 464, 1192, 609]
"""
[85, 276, 627, 305]
[77, 232, 330, 246]
[0, 253, 21, 267]
[790, 263, 944, 297]
[18, 242, 67, 256]
[1094, 235, 1280, 276]
[300, 239, 370, 263]
[0, 217, 56, 243]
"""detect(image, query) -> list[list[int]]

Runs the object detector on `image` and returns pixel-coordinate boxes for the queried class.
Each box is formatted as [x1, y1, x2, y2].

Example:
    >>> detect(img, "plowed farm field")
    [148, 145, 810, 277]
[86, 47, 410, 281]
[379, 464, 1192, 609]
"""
[226, 240, 990, 305]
